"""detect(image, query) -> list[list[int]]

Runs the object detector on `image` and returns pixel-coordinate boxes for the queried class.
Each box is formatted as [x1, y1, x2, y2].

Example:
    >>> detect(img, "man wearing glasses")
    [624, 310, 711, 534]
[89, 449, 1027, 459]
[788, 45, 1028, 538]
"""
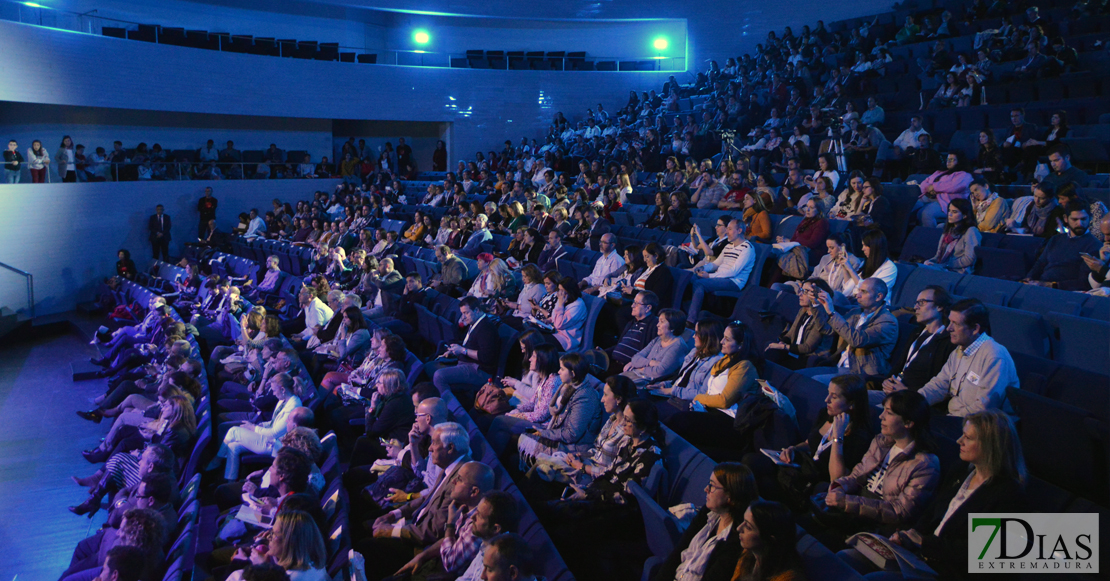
[878, 286, 956, 405]
[812, 277, 898, 377]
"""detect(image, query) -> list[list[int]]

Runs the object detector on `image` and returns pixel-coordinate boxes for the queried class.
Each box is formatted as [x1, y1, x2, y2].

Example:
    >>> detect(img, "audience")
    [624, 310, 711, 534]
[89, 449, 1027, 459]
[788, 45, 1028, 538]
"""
[57, 5, 1110, 581]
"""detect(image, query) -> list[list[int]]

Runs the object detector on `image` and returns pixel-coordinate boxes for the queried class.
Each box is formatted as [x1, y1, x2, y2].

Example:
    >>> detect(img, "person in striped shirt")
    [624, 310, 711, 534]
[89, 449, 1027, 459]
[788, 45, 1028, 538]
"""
[686, 219, 756, 326]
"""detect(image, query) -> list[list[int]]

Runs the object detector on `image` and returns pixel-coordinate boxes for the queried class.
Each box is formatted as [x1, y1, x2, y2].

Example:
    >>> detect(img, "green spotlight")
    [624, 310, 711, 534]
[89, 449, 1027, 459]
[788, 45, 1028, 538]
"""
[653, 37, 669, 51]
[413, 30, 430, 45]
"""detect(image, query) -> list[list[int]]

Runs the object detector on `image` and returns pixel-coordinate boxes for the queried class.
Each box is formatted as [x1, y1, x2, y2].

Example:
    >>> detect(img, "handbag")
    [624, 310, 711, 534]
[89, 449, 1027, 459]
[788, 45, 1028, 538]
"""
[776, 245, 810, 280]
[475, 383, 512, 415]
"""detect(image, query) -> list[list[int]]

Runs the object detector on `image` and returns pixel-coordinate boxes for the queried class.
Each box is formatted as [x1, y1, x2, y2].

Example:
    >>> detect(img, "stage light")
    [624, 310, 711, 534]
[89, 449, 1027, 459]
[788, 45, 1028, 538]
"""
[653, 37, 669, 50]
[413, 30, 430, 45]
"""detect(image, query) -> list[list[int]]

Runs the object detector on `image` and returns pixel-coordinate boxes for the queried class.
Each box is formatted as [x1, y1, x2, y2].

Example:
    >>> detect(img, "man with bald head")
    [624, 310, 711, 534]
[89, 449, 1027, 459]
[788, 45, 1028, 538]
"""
[580, 233, 625, 293]
[367, 256, 404, 306]
[362, 423, 476, 579]
[813, 277, 898, 377]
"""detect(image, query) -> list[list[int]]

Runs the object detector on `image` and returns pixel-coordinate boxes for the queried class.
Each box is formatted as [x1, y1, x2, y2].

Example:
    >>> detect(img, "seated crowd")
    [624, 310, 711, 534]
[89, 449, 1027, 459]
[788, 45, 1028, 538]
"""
[62, 2, 1108, 581]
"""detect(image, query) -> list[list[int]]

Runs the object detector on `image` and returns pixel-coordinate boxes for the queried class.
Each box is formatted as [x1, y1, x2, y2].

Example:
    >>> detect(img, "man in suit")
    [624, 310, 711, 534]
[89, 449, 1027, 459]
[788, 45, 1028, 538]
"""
[364, 424, 492, 579]
[425, 297, 500, 404]
[764, 278, 836, 370]
[537, 230, 571, 273]
[880, 285, 956, 404]
[814, 277, 898, 377]
[528, 204, 556, 235]
[148, 204, 171, 260]
[585, 207, 611, 251]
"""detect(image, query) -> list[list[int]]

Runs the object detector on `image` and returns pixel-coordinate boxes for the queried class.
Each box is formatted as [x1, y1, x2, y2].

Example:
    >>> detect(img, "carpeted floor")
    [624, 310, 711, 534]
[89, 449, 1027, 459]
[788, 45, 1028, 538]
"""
[0, 323, 112, 581]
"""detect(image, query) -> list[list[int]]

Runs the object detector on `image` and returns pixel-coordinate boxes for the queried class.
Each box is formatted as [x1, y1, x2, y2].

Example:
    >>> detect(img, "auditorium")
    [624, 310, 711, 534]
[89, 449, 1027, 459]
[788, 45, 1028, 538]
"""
[0, 0, 1107, 580]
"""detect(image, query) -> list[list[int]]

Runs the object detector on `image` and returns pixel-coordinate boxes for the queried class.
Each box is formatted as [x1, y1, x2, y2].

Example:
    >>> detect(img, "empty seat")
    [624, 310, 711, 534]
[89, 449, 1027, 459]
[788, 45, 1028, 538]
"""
[974, 247, 1028, 280]
[1043, 311, 1110, 373]
[984, 304, 1049, 358]
[1009, 284, 1086, 316]
[953, 274, 1021, 306]
[899, 226, 943, 263]
[356, 53, 377, 64]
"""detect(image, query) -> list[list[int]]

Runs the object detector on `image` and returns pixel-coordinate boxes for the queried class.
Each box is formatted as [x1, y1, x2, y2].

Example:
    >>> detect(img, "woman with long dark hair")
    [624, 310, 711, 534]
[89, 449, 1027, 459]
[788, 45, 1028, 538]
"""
[26, 139, 50, 183]
[652, 463, 758, 581]
[819, 389, 940, 533]
[839, 230, 896, 302]
[665, 322, 763, 458]
[973, 129, 1003, 184]
[732, 500, 806, 581]
[924, 197, 981, 273]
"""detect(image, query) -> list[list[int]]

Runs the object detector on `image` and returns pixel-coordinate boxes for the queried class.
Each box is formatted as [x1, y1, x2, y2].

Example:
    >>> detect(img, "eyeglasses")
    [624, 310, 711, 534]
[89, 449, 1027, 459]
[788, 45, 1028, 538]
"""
[705, 481, 725, 492]
[914, 299, 935, 307]
[415, 412, 431, 419]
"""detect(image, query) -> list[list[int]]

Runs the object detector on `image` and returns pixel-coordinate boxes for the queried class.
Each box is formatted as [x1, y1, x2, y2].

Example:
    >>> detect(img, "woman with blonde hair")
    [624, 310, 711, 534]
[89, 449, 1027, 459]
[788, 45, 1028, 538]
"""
[839, 409, 1026, 578]
[227, 510, 328, 581]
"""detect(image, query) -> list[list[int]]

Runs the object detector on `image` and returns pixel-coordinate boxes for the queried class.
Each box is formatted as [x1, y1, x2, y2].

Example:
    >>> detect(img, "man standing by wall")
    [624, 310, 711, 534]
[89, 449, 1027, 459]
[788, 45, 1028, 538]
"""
[197, 187, 217, 239]
[149, 204, 171, 261]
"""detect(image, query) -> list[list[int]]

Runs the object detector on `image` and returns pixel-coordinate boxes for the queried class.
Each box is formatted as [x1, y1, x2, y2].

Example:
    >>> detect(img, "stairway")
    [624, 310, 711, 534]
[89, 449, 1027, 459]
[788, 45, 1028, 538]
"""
[0, 306, 31, 342]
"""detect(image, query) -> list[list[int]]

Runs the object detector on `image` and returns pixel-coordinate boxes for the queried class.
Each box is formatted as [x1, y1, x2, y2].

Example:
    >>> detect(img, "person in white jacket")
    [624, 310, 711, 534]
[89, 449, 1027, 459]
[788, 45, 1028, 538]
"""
[686, 218, 755, 326]
[212, 372, 303, 479]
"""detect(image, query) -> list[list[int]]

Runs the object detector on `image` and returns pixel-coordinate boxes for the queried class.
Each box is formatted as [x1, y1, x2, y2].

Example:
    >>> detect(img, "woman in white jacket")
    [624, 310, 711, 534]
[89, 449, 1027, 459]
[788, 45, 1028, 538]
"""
[212, 372, 303, 480]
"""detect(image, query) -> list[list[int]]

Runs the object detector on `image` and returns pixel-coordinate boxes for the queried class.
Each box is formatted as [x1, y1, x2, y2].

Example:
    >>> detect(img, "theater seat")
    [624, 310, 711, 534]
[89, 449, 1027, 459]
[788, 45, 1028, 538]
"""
[1008, 387, 1105, 503]
[1043, 311, 1110, 374]
[899, 226, 943, 263]
[953, 274, 1021, 306]
[973, 246, 1029, 280]
[984, 304, 1050, 358]
[1009, 285, 1085, 317]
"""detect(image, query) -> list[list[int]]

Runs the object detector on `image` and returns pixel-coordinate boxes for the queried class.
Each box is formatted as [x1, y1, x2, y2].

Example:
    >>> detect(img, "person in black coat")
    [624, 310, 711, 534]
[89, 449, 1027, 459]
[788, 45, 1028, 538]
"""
[586, 207, 612, 251]
[849, 178, 895, 252]
[148, 204, 172, 260]
[652, 462, 758, 581]
[424, 296, 501, 405]
[839, 409, 1027, 580]
[878, 285, 956, 398]
[116, 249, 137, 280]
[616, 244, 675, 332]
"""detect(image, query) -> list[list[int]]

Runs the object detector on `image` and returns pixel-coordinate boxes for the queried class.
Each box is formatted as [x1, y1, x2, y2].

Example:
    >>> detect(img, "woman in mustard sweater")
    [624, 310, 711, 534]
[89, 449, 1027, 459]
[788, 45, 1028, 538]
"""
[664, 321, 762, 456]
[969, 177, 1009, 234]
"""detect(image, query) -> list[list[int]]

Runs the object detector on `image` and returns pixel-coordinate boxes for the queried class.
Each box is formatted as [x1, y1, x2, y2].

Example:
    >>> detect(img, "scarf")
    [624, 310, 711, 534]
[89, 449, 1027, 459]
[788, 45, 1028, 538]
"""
[974, 192, 999, 221]
[710, 354, 742, 377]
[1026, 202, 1056, 235]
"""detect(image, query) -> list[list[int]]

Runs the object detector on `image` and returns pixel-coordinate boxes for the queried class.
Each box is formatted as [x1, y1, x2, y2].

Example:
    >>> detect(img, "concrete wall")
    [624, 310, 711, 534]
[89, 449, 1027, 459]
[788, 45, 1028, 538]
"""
[0, 19, 669, 163]
[0, 180, 341, 316]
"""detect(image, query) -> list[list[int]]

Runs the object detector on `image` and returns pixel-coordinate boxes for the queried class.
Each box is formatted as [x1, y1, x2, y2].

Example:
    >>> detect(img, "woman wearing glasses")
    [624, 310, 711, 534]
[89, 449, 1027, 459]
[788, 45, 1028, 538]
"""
[652, 463, 759, 581]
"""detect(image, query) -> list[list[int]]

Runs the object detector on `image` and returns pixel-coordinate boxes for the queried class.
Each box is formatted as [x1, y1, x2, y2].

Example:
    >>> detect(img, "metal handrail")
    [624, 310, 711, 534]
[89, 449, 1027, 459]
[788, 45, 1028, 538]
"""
[0, 262, 34, 319]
